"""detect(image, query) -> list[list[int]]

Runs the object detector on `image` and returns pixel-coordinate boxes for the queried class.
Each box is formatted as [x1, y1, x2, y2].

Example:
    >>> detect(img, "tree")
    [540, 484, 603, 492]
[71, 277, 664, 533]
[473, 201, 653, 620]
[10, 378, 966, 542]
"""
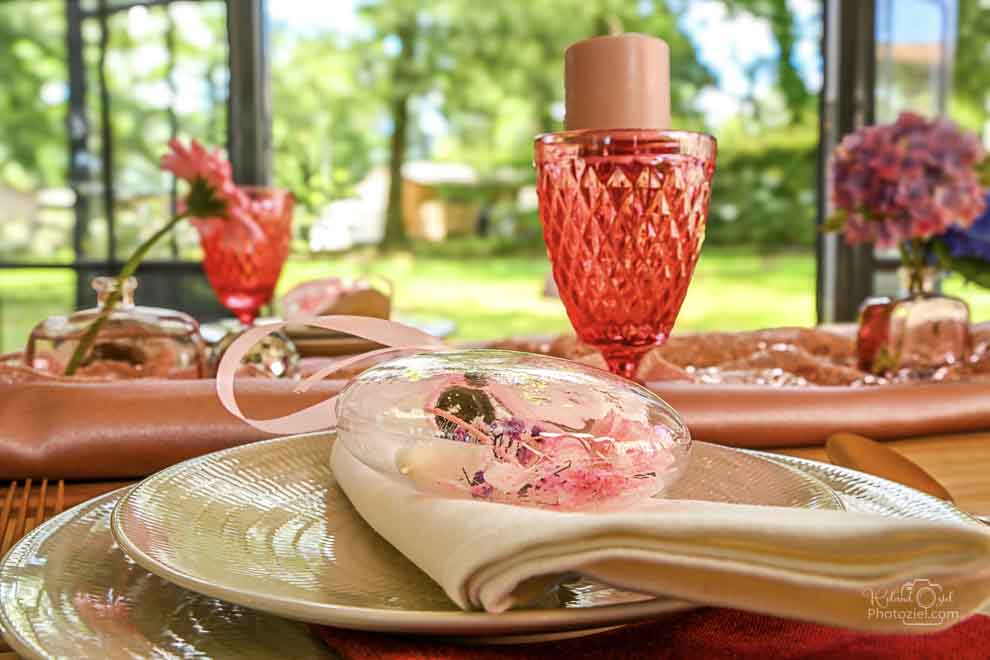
[0, 1, 66, 190]
[951, 0, 990, 131]
[270, 32, 382, 215]
[383, 19, 419, 248]
[355, 0, 715, 248]
[720, 0, 812, 125]
[354, 1, 445, 249]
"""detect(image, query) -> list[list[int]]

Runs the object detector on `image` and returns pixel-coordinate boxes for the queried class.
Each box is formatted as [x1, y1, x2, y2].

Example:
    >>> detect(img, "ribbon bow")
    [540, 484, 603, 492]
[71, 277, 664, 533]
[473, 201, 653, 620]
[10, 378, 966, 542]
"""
[215, 315, 447, 434]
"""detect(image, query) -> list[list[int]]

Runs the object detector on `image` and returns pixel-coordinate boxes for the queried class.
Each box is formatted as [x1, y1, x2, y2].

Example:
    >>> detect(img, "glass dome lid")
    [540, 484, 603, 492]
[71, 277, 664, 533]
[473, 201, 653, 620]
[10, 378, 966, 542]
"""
[25, 277, 206, 379]
[335, 349, 691, 512]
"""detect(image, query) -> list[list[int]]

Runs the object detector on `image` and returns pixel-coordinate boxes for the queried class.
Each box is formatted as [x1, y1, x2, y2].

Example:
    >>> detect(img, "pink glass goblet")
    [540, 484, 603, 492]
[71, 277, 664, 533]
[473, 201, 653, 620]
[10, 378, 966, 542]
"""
[535, 130, 717, 380]
[196, 186, 294, 326]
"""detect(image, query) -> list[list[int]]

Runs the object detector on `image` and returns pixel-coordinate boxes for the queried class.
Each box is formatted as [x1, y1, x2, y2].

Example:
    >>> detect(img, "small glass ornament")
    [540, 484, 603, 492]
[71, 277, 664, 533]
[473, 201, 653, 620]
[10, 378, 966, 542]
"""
[335, 350, 691, 512]
[204, 319, 300, 379]
[25, 277, 207, 379]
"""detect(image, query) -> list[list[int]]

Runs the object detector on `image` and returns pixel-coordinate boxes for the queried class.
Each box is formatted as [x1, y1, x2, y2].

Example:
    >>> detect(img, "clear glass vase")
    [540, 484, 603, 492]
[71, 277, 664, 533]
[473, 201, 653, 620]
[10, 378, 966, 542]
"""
[25, 277, 207, 379]
[857, 267, 971, 375]
[886, 292, 971, 374]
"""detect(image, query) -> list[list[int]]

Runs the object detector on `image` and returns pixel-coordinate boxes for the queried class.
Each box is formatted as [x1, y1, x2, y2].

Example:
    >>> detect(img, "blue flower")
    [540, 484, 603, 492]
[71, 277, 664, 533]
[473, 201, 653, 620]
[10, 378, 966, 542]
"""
[944, 191, 990, 262]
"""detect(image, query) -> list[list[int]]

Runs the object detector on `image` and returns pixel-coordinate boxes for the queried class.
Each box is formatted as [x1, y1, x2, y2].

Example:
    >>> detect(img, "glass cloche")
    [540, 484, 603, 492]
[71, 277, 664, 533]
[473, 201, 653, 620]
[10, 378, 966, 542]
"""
[335, 350, 692, 512]
[25, 277, 207, 379]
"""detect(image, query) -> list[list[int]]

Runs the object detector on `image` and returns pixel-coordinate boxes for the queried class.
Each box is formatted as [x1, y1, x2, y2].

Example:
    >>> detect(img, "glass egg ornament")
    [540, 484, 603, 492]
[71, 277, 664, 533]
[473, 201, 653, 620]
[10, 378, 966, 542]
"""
[335, 350, 691, 512]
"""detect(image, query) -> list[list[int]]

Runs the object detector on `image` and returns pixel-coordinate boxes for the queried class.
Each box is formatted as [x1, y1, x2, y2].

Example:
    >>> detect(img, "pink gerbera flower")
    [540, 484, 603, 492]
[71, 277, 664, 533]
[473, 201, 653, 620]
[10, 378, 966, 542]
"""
[160, 138, 262, 244]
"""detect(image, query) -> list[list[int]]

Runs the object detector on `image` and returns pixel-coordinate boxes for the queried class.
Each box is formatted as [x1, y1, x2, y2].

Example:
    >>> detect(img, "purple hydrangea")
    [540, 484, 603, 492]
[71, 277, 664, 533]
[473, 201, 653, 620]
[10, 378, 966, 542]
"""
[830, 112, 986, 248]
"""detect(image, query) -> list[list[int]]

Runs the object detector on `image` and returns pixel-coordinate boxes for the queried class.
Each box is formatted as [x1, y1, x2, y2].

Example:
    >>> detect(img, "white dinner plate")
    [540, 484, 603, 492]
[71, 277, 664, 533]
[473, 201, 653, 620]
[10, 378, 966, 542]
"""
[108, 433, 848, 636]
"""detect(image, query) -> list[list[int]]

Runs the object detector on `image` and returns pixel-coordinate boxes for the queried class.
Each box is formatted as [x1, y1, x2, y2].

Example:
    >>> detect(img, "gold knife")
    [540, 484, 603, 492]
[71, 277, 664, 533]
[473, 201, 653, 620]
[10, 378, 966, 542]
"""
[825, 432, 953, 501]
[825, 432, 990, 525]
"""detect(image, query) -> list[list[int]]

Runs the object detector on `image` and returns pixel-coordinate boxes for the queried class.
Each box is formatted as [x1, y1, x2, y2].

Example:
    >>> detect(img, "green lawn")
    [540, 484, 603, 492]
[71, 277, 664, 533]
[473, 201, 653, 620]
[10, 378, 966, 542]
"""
[3, 247, 989, 352]
[276, 248, 822, 340]
[278, 247, 990, 338]
[1, 268, 75, 353]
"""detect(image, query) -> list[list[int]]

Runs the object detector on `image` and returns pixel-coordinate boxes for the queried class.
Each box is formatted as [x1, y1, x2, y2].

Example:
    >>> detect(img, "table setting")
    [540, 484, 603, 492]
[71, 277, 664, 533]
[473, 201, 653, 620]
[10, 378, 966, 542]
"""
[3, 32, 990, 660]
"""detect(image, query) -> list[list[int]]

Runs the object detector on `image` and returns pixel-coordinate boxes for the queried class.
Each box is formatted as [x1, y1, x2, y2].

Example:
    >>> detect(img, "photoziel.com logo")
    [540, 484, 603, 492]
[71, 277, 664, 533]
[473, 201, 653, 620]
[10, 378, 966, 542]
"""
[864, 578, 960, 627]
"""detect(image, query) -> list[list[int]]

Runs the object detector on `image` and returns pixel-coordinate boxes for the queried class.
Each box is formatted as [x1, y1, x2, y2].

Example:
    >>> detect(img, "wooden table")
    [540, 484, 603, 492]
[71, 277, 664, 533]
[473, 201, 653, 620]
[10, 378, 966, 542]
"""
[775, 431, 990, 516]
[2, 432, 989, 658]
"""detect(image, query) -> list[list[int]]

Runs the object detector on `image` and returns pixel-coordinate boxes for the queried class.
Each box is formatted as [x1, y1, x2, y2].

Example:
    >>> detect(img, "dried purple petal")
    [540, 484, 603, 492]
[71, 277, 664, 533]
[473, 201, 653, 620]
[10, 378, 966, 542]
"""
[470, 482, 493, 499]
[505, 417, 525, 439]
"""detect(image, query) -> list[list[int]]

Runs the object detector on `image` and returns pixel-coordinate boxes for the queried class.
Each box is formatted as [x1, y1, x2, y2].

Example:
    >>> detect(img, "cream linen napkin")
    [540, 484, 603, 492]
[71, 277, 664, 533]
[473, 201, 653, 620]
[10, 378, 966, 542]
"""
[331, 442, 990, 633]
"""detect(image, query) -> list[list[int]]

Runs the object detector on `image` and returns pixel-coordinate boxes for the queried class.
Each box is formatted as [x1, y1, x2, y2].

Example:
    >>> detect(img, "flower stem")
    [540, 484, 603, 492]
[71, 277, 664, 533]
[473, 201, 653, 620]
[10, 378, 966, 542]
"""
[64, 211, 190, 376]
[900, 237, 927, 297]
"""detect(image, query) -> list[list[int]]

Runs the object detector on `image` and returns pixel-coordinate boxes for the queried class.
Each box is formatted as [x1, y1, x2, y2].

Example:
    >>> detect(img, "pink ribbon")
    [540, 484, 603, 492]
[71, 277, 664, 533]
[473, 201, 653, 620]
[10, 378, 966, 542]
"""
[215, 315, 447, 434]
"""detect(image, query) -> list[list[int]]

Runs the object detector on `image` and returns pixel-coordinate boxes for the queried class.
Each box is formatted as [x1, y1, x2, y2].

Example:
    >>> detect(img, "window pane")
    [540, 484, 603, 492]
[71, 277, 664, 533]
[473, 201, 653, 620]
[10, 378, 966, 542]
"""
[78, 0, 228, 262]
[876, 0, 957, 122]
[0, 0, 231, 352]
[0, 0, 72, 264]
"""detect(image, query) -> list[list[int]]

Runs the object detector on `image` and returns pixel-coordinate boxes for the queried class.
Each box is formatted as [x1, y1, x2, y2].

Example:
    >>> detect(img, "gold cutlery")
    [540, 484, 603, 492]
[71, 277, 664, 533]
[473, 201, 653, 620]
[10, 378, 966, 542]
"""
[826, 433, 990, 525]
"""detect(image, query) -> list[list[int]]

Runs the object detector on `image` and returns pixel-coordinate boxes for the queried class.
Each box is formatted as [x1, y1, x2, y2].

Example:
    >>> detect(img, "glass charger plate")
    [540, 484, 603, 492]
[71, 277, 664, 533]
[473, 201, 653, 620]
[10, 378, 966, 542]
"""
[107, 434, 839, 637]
[0, 489, 331, 660]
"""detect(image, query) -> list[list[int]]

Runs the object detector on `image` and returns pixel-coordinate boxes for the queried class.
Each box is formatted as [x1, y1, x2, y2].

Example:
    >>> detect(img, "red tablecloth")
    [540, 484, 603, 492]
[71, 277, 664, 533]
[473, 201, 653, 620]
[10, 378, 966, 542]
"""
[313, 609, 990, 660]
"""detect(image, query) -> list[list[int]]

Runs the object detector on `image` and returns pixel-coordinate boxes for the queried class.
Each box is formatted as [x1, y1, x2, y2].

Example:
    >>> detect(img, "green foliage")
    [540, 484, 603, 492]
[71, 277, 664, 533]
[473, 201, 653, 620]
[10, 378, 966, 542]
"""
[0, 1, 66, 189]
[705, 121, 819, 247]
[951, 0, 990, 132]
[346, 0, 717, 246]
[270, 31, 382, 214]
[721, 0, 815, 125]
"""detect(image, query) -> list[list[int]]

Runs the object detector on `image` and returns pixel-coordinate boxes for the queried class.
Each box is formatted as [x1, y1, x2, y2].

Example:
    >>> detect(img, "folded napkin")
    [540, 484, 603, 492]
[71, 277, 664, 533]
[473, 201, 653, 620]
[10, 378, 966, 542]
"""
[0, 377, 343, 479]
[313, 610, 990, 660]
[649, 381, 990, 448]
[331, 442, 990, 633]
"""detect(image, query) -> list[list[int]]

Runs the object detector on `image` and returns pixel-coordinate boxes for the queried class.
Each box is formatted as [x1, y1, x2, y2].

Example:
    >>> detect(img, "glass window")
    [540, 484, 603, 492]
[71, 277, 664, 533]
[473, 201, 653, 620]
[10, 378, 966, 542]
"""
[0, 0, 230, 352]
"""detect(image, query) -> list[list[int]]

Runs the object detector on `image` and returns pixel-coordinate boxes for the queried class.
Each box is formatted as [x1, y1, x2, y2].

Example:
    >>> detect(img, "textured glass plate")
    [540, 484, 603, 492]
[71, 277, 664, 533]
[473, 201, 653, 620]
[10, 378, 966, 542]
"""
[108, 434, 838, 636]
[761, 452, 980, 524]
[0, 489, 330, 660]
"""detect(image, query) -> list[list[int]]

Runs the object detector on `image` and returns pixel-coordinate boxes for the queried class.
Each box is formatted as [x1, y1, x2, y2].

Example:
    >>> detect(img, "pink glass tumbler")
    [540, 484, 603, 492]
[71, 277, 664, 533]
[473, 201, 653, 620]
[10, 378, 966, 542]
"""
[535, 129, 716, 380]
[197, 186, 294, 326]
